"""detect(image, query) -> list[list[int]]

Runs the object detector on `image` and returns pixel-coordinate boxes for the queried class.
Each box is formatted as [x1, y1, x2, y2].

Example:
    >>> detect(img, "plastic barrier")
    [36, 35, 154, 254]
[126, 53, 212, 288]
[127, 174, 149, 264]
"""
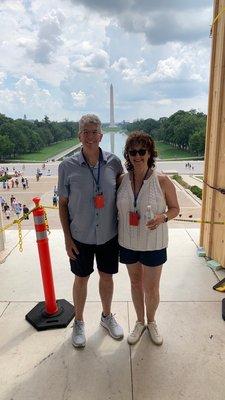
[25, 197, 74, 331]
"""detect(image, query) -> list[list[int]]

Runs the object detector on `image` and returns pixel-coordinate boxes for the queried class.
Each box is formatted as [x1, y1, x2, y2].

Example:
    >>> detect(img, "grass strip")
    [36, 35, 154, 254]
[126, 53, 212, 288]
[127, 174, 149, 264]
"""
[16, 138, 79, 162]
[172, 174, 202, 199]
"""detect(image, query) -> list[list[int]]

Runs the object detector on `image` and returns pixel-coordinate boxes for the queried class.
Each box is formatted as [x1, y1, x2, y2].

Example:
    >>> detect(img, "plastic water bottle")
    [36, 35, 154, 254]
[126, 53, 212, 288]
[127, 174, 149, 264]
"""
[145, 205, 154, 222]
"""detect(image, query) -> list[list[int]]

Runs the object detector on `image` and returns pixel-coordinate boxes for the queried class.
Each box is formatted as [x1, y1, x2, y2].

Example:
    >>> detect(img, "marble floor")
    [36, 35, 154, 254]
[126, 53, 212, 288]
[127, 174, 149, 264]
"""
[0, 228, 225, 400]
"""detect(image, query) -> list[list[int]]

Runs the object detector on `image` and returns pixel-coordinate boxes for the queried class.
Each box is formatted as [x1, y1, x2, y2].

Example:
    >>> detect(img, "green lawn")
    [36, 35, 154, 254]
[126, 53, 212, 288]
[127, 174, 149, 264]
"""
[10, 135, 203, 162]
[155, 142, 202, 159]
[103, 127, 120, 132]
[16, 138, 79, 162]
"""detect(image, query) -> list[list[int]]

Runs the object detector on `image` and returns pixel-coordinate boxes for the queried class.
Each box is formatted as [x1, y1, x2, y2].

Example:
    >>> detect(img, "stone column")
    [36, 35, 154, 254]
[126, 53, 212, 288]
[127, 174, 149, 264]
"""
[110, 83, 115, 127]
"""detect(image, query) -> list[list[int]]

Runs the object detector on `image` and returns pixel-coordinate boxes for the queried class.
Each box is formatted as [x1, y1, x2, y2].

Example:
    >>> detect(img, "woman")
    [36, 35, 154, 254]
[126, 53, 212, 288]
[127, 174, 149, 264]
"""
[117, 131, 179, 345]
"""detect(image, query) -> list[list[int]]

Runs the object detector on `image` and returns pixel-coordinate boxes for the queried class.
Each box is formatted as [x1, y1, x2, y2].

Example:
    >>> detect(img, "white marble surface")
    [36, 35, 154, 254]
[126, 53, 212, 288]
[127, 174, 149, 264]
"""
[1, 228, 225, 400]
[129, 302, 225, 400]
[0, 302, 131, 400]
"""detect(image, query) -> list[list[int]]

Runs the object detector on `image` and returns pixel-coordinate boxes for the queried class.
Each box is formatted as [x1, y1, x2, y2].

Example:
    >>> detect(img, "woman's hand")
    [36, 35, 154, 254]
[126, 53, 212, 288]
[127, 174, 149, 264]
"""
[146, 214, 165, 230]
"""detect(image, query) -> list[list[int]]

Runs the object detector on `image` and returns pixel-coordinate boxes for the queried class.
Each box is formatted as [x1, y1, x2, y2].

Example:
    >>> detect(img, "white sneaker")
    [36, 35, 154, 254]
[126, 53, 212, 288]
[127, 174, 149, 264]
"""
[147, 321, 163, 345]
[72, 320, 86, 348]
[100, 313, 124, 340]
[127, 321, 146, 345]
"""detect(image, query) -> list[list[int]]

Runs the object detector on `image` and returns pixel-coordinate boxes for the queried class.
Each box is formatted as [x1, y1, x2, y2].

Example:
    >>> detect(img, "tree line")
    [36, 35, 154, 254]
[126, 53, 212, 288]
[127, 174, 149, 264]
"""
[126, 109, 206, 156]
[0, 109, 206, 160]
[0, 114, 79, 160]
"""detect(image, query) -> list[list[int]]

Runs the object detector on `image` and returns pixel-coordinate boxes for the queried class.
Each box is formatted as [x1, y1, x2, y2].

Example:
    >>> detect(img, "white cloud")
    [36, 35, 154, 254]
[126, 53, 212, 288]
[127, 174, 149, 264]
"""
[0, 75, 61, 119]
[111, 43, 209, 88]
[72, 0, 212, 45]
[156, 99, 172, 106]
[0, 72, 6, 85]
[111, 57, 130, 71]
[71, 90, 87, 107]
[0, 0, 212, 121]
[27, 9, 65, 64]
[72, 49, 109, 73]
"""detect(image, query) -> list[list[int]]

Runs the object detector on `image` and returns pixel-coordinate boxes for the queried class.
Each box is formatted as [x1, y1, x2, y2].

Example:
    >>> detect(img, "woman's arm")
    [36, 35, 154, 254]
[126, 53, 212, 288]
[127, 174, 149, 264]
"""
[160, 174, 180, 221]
[147, 174, 180, 229]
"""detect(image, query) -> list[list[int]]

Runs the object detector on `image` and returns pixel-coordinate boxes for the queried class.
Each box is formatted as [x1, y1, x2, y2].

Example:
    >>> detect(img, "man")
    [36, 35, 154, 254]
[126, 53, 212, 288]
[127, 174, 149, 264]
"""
[58, 114, 124, 348]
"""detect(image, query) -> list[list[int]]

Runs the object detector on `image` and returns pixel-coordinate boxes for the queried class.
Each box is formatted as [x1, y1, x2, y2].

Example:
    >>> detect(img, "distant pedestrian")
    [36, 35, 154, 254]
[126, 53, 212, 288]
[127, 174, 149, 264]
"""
[52, 193, 58, 207]
[0, 196, 5, 210]
[37, 168, 41, 176]
[15, 203, 22, 218]
[23, 205, 29, 220]
[5, 208, 11, 220]
[15, 178, 19, 187]
[3, 203, 9, 213]
[10, 195, 15, 206]
[21, 176, 26, 189]
[12, 199, 17, 212]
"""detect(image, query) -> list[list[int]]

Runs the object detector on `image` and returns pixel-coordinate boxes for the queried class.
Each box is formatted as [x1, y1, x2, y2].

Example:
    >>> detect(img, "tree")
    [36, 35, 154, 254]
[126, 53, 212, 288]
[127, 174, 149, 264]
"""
[0, 135, 14, 159]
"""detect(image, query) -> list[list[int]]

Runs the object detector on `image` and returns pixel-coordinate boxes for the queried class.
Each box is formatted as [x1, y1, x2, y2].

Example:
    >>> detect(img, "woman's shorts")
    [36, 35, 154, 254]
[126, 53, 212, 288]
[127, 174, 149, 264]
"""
[70, 235, 119, 277]
[119, 246, 167, 267]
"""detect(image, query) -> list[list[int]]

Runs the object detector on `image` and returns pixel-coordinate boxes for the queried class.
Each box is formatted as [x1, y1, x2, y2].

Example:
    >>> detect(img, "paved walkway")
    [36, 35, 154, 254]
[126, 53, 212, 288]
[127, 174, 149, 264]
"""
[181, 175, 203, 189]
[1, 168, 225, 399]
[1, 228, 225, 400]
[47, 143, 82, 161]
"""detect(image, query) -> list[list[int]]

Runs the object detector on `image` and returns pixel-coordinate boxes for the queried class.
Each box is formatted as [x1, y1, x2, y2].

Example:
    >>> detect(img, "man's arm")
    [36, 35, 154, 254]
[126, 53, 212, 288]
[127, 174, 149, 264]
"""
[59, 196, 79, 260]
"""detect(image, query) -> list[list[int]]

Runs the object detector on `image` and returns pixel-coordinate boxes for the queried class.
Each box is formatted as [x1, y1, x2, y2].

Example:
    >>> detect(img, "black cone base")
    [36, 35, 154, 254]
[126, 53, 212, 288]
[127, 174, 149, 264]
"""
[222, 298, 225, 321]
[25, 299, 75, 331]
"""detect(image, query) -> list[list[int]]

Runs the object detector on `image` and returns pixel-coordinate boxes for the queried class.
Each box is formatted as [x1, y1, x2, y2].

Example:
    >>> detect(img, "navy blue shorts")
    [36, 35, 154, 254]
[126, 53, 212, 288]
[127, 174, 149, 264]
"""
[70, 236, 119, 277]
[119, 246, 167, 267]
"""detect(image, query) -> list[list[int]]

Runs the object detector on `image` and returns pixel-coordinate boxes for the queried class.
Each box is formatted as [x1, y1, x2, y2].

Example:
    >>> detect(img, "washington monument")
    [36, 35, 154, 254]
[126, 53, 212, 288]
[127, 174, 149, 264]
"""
[110, 83, 115, 127]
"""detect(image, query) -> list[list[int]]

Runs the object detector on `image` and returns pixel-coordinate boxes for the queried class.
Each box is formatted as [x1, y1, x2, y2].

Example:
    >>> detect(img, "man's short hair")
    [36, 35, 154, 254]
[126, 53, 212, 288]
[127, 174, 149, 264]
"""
[79, 114, 102, 133]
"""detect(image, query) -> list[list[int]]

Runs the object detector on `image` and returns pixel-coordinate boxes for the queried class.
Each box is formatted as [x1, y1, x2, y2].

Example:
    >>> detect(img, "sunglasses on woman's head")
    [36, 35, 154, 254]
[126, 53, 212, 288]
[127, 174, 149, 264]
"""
[128, 149, 147, 156]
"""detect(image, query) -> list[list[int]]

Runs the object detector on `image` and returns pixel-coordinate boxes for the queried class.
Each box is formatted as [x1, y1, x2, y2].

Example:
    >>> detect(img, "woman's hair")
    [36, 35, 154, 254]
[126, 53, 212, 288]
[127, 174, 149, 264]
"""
[124, 131, 158, 171]
[79, 114, 102, 133]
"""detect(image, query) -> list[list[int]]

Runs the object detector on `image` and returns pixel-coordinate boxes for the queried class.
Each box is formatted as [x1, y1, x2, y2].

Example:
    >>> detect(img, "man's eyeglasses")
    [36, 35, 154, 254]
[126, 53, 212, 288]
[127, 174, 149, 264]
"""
[82, 130, 100, 136]
[128, 149, 147, 156]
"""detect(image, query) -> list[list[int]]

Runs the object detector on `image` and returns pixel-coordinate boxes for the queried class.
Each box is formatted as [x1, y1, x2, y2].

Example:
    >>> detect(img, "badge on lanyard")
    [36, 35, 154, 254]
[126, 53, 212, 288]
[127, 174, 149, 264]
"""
[129, 211, 140, 226]
[94, 193, 105, 209]
[129, 168, 149, 227]
[82, 149, 105, 209]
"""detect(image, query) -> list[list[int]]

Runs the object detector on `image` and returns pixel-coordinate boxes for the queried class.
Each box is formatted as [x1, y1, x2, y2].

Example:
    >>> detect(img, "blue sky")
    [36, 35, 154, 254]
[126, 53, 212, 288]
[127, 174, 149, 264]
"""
[0, 0, 213, 122]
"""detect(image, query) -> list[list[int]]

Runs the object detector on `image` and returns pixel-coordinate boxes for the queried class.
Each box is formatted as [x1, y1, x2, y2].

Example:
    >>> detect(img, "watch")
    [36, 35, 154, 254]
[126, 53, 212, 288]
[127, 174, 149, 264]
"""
[162, 213, 168, 223]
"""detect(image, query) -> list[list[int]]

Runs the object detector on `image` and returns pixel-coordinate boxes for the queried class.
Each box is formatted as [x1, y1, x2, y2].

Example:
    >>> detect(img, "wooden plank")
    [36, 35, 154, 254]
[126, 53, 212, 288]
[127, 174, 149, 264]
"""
[200, 0, 225, 267]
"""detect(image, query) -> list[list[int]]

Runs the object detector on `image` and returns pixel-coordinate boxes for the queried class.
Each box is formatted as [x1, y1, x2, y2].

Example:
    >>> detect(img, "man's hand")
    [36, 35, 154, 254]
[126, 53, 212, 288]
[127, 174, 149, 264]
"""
[65, 236, 79, 260]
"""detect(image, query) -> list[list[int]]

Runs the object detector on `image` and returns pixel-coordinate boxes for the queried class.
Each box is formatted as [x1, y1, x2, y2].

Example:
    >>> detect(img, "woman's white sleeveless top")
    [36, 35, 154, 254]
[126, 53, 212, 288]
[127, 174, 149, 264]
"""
[117, 171, 168, 251]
